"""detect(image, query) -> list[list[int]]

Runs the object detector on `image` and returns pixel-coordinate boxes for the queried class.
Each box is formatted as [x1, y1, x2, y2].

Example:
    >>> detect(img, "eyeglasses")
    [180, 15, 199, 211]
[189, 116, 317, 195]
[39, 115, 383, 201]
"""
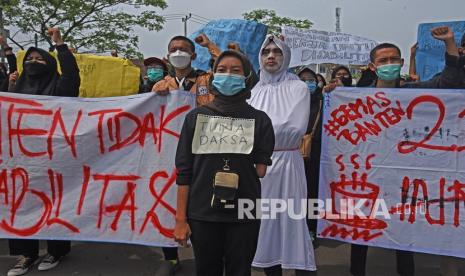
[261, 48, 283, 56]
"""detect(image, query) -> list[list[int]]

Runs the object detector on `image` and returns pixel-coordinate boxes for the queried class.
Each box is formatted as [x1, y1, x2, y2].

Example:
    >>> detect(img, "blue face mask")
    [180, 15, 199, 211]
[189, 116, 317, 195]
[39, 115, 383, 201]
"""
[305, 80, 317, 94]
[147, 68, 164, 82]
[375, 64, 402, 81]
[212, 73, 246, 96]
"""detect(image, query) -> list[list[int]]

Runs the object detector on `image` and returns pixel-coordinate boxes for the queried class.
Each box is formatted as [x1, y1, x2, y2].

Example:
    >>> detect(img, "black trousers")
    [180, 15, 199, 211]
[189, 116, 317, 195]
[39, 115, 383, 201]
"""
[9, 239, 71, 258]
[162, 246, 178, 261]
[189, 219, 260, 276]
[350, 244, 415, 276]
[304, 142, 321, 233]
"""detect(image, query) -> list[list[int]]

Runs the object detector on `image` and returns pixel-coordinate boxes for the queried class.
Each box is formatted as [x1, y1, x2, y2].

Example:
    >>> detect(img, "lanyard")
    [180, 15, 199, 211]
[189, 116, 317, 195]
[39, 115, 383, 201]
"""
[175, 77, 186, 90]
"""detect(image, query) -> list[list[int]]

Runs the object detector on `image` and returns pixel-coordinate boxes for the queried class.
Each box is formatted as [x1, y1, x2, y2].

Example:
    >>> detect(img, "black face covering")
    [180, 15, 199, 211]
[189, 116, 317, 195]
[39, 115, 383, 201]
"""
[12, 47, 59, 95]
[24, 62, 48, 77]
[340, 76, 353, 87]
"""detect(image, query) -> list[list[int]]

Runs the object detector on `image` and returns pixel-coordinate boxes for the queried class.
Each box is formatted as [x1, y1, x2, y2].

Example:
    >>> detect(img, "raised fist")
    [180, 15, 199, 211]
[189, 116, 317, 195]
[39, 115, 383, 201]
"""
[47, 28, 64, 45]
[431, 26, 454, 42]
[194, 33, 211, 48]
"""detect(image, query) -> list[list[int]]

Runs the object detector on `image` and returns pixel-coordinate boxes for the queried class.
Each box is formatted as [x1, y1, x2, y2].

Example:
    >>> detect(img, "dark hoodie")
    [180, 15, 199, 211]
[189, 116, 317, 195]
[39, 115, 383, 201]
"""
[0, 53, 17, 92]
[175, 50, 275, 222]
[12, 44, 80, 97]
[206, 50, 258, 114]
[331, 65, 353, 87]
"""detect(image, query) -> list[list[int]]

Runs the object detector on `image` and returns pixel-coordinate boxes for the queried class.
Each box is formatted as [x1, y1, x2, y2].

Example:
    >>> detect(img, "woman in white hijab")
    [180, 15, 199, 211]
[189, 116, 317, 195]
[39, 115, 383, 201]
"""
[249, 35, 316, 275]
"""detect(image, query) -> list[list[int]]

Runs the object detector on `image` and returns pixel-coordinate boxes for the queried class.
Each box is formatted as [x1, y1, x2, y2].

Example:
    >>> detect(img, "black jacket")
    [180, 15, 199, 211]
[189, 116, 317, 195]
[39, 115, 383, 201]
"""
[11, 44, 80, 97]
[403, 53, 464, 89]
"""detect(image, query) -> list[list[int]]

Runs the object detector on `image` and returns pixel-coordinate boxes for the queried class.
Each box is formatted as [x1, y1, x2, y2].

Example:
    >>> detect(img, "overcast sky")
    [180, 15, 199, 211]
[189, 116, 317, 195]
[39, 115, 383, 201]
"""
[137, 0, 464, 70]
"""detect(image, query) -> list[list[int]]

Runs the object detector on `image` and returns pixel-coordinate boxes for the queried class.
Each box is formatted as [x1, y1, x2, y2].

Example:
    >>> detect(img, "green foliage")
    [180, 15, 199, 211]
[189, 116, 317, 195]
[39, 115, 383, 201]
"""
[3, 0, 167, 58]
[242, 9, 312, 35]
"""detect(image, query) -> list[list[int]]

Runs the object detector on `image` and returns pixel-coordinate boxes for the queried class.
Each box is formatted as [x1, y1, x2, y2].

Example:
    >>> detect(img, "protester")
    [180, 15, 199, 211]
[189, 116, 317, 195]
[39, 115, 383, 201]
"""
[0, 36, 17, 92]
[152, 34, 220, 106]
[249, 35, 316, 275]
[331, 65, 353, 86]
[391, 27, 463, 89]
[139, 56, 167, 93]
[6, 28, 79, 276]
[316, 73, 326, 89]
[348, 25, 463, 276]
[433, 28, 465, 276]
[297, 66, 324, 242]
[151, 34, 223, 275]
[173, 49, 274, 276]
[323, 65, 353, 92]
[326, 65, 352, 88]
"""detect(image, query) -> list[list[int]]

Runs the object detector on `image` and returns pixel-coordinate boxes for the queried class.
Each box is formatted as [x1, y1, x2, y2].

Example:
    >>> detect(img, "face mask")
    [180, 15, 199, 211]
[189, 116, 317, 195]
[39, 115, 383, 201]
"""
[317, 81, 324, 88]
[147, 68, 164, 82]
[212, 73, 246, 96]
[376, 64, 402, 81]
[305, 80, 317, 94]
[340, 76, 353, 87]
[24, 62, 48, 76]
[168, 50, 191, 69]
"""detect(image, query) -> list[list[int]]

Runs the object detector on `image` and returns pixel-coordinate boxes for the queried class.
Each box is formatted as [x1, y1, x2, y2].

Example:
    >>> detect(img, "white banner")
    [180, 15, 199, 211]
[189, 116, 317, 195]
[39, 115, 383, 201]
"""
[318, 88, 465, 258]
[0, 91, 195, 247]
[282, 26, 378, 67]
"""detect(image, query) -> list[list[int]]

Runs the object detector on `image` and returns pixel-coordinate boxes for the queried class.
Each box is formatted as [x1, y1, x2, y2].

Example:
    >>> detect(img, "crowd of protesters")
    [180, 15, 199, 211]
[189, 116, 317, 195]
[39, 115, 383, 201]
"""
[0, 21, 464, 276]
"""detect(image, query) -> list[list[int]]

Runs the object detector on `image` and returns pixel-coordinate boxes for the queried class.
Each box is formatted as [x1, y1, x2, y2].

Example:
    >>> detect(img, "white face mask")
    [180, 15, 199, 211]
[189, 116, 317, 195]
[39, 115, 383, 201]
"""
[168, 50, 191, 69]
[318, 82, 324, 88]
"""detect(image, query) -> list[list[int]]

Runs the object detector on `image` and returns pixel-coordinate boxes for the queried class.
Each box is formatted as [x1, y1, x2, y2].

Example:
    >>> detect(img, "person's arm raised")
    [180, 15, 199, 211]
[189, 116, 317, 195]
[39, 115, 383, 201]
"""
[49, 28, 80, 97]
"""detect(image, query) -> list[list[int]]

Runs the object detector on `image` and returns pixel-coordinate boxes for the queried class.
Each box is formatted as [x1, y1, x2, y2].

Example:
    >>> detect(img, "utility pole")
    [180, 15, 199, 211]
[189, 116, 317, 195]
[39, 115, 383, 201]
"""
[182, 13, 192, 36]
[335, 7, 341, 33]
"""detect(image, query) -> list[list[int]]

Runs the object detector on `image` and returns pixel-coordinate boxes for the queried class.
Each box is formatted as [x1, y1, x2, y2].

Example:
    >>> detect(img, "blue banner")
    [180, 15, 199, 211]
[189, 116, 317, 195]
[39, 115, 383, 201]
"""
[416, 21, 465, 81]
[189, 19, 268, 72]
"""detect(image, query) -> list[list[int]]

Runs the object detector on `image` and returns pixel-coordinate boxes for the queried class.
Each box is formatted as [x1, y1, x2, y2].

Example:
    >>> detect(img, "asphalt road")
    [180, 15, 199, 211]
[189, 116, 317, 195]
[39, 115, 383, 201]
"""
[1, 239, 464, 276]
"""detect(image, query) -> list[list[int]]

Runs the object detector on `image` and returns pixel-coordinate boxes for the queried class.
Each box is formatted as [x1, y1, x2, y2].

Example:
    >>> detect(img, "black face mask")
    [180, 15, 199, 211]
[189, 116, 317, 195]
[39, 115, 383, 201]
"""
[24, 62, 48, 77]
[340, 76, 353, 87]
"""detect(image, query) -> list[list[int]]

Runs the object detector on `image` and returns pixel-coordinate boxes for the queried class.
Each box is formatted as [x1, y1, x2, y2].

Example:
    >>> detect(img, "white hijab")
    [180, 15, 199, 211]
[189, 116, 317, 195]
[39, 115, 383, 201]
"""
[257, 35, 299, 86]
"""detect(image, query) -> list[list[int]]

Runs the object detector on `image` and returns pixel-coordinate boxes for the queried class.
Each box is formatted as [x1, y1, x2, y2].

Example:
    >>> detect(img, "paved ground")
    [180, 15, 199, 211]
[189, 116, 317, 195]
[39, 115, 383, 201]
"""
[1, 239, 464, 275]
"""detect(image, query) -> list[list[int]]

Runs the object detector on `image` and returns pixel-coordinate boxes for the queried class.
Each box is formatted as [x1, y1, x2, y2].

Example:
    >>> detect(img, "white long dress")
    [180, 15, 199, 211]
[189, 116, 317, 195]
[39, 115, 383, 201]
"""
[250, 35, 316, 271]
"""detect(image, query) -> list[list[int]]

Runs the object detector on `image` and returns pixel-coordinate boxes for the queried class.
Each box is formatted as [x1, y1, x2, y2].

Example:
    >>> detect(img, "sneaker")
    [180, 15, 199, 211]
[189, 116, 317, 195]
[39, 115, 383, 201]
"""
[37, 254, 62, 271]
[154, 259, 180, 276]
[7, 256, 39, 276]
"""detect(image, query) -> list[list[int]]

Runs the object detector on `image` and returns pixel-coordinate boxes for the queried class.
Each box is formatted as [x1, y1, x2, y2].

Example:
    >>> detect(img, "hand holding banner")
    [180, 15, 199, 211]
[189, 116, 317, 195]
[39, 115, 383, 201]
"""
[319, 87, 465, 258]
[0, 91, 195, 247]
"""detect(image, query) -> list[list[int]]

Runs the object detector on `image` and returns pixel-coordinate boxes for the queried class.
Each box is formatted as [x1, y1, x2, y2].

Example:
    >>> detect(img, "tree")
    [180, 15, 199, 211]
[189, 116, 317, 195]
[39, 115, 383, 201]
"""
[2, 0, 167, 57]
[242, 9, 312, 35]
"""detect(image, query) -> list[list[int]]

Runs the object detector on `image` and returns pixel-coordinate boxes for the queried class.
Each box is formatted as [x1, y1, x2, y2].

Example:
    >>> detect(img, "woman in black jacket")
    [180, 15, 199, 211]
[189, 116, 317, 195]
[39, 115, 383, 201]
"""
[9, 30, 79, 97]
[174, 50, 275, 276]
[7, 28, 80, 276]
